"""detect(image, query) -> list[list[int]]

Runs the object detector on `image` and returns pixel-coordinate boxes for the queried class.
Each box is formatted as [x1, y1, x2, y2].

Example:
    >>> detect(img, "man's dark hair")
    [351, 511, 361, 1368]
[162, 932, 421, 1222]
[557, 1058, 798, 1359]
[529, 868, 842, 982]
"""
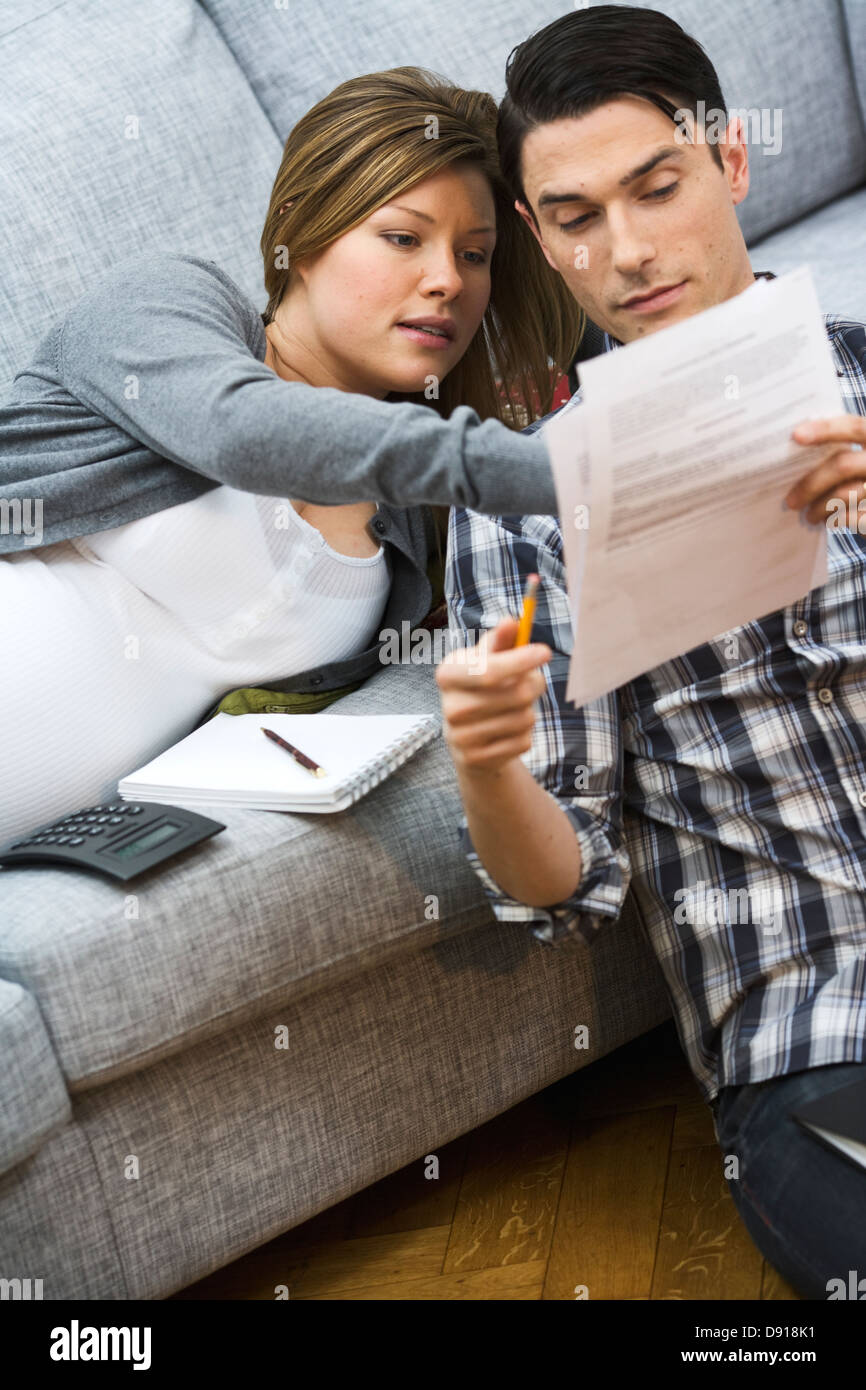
[498, 4, 727, 217]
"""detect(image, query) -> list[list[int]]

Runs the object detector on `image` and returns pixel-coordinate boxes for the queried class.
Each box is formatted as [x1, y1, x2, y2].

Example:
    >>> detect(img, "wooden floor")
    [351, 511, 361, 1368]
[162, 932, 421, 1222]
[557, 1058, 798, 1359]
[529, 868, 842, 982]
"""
[172, 1018, 801, 1301]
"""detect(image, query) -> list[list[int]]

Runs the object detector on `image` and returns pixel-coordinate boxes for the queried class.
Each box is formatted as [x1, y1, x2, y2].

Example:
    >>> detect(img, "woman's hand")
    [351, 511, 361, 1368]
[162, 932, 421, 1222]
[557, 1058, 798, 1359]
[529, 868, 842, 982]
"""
[435, 615, 552, 776]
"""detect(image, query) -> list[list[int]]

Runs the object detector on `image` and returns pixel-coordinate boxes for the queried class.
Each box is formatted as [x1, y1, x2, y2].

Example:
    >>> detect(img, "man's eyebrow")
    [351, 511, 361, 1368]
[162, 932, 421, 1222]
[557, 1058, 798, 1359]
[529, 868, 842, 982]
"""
[376, 203, 496, 234]
[537, 146, 685, 209]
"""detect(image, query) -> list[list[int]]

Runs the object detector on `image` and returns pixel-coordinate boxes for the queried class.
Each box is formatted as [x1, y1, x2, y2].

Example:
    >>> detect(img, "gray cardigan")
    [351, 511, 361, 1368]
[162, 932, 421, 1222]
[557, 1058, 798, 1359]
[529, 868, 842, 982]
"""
[0, 252, 555, 698]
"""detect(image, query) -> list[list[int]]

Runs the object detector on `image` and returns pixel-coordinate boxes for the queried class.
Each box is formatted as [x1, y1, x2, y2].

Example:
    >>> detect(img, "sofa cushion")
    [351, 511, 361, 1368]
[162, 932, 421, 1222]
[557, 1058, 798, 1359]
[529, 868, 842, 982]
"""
[204, 0, 866, 251]
[203, 0, 569, 119]
[747, 185, 866, 322]
[841, 0, 866, 132]
[0, 0, 282, 392]
[2, 660, 564, 1090]
[0, 978, 71, 1175]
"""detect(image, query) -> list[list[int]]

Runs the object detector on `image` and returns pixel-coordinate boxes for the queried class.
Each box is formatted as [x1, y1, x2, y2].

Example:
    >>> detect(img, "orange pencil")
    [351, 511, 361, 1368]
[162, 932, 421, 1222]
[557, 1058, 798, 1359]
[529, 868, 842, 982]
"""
[514, 573, 540, 646]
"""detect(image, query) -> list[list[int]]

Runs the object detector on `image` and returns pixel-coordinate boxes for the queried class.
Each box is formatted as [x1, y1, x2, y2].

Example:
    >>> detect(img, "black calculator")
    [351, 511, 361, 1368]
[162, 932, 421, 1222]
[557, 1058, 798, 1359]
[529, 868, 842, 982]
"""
[0, 801, 226, 881]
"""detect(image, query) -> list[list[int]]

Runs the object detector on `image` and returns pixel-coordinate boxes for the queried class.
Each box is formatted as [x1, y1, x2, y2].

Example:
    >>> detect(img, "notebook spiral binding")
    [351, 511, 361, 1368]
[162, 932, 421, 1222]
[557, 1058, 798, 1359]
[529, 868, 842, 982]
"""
[340, 716, 439, 802]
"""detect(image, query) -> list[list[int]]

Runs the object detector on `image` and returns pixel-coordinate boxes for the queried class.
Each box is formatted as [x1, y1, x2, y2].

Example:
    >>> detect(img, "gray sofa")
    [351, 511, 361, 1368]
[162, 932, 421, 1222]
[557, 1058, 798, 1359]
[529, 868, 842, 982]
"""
[1, 0, 864, 1301]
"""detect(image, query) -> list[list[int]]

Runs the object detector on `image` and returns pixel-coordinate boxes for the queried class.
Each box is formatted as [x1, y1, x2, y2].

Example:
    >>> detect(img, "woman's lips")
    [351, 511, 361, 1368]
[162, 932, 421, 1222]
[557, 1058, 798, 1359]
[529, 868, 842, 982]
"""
[623, 281, 687, 314]
[395, 324, 455, 349]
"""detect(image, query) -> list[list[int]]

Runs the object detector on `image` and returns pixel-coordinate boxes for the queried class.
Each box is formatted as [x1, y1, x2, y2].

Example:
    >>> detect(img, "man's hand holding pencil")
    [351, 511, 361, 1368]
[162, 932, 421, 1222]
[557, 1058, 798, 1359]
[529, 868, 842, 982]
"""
[436, 574, 552, 776]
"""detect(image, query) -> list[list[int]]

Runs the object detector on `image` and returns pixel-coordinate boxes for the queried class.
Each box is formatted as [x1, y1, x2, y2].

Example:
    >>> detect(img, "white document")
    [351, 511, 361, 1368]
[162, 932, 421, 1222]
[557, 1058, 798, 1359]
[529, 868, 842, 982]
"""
[547, 265, 846, 706]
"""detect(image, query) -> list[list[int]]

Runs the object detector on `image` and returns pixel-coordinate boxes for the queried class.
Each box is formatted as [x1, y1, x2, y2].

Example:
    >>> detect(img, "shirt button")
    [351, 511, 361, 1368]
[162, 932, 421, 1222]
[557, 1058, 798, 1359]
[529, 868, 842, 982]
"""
[818, 687, 834, 703]
[310, 675, 323, 686]
[860, 791, 866, 809]
[793, 620, 808, 637]
[373, 518, 387, 534]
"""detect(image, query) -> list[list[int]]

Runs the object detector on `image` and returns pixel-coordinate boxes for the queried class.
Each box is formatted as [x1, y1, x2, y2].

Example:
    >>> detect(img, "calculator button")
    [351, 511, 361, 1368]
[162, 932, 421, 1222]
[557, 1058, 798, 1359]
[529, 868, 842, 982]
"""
[43, 835, 58, 843]
[87, 827, 104, 836]
[68, 836, 85, 845]
[10, 839, 33, 848]
[54, 834, 71, 843]
[107, 816, 124, 824]
[84, 816, 99, 823]
[32, 835, 48, 843]
[96, 816, 110, 823]
[128, 805, 144, 814]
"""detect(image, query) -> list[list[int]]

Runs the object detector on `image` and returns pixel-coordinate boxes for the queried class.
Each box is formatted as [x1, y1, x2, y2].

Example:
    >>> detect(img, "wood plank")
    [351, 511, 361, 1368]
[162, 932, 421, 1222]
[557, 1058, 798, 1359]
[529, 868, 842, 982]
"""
[670, 1098, 718, 1150]
[651, 1142, 764, 1299]
[301, 1261, 547, 1300]
[174, 1225, 450, 1300]
[544, 1107, 674, 1299]
[443, 1094, 570, 1273]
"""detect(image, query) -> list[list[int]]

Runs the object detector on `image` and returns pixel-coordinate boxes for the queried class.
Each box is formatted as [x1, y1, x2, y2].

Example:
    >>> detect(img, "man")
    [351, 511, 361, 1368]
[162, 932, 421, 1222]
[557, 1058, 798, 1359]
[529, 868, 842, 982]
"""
[436, 4, 866, 1299]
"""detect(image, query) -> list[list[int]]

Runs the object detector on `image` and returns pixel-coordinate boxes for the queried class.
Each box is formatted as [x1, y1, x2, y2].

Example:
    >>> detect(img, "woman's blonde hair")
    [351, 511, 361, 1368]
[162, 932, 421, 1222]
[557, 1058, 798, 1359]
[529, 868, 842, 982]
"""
[260, 66, 584, 564]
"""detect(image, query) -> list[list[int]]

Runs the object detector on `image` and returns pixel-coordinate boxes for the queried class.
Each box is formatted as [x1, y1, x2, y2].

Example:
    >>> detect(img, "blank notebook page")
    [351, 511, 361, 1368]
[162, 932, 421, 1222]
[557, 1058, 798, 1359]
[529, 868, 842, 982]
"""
[119, 711, 439, 807]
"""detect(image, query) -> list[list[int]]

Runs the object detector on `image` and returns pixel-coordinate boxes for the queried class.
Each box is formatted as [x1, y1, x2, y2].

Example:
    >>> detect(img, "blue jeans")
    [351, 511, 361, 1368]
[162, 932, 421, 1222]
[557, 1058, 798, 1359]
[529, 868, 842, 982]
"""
[713, 1060, 866, 1299]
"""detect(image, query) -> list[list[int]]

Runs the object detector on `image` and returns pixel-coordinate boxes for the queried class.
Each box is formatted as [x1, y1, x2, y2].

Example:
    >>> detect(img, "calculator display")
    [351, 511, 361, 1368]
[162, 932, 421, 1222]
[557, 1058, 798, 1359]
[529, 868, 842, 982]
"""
[110, 822, 182, 858]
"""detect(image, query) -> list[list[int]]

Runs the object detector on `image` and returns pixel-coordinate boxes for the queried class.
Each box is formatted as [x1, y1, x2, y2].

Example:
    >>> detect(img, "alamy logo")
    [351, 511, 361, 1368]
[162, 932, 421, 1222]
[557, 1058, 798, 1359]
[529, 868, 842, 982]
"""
[826, 1270, 866, 1299]
[49, 1320, 152, 1371]
[0, 1277, 43, 1299]
[673, 880, 782, 932]
[0, 497, 43, 546]
[673, 100, 783, 155]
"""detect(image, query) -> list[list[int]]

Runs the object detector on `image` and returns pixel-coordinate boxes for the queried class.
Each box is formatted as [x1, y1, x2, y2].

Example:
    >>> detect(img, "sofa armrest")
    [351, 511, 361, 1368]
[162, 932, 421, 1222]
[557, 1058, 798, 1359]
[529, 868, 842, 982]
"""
[0, 978, 71, 1176]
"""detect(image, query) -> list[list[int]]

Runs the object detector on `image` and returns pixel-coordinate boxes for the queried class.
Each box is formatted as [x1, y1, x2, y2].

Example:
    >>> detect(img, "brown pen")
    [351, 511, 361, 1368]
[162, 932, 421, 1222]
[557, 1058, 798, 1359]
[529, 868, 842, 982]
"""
[261, 726, 328, 778]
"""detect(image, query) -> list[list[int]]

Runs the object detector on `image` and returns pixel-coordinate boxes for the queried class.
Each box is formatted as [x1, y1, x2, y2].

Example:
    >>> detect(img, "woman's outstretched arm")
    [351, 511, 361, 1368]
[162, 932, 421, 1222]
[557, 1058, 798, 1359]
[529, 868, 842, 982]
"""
[0, 253, 558, 553]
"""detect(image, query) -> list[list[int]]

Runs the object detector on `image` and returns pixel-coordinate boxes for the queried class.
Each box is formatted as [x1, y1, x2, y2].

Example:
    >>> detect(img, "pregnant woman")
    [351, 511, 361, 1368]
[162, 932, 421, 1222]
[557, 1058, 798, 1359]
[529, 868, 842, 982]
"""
[0, 66, 580, 845]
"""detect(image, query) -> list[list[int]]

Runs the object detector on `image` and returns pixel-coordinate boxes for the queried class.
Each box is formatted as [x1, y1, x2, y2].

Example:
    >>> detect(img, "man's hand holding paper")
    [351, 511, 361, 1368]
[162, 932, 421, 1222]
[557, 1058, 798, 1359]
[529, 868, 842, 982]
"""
[547, 265, 850, 706]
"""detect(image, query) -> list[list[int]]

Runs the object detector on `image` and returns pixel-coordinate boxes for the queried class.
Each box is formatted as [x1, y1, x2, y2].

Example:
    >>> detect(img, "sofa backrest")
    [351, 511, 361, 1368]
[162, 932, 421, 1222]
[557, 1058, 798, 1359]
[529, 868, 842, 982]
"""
[1, 0, 863, 393]
[203, 0, 866, 247]
[0, 0, 282, 396]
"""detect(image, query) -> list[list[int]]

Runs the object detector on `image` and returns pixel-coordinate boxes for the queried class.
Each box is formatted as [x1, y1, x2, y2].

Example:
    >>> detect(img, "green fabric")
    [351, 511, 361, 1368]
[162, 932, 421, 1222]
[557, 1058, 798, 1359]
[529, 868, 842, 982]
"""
[211, 681, 364, 718]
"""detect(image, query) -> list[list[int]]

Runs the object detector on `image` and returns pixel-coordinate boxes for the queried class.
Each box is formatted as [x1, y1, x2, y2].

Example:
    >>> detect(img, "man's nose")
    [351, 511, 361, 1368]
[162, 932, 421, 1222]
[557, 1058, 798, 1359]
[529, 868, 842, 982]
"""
[607, 209, 656, 277]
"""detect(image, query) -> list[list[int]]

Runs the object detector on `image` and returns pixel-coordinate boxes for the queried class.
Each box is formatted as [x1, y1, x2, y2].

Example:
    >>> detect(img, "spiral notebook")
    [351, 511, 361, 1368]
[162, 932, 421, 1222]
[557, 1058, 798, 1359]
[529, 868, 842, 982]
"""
[117, 711, 441, 813]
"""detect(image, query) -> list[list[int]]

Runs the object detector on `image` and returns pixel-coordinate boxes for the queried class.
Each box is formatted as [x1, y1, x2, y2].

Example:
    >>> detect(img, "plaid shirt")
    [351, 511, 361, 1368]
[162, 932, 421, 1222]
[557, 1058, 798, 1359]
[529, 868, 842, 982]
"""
[446, 301, 866, 1105]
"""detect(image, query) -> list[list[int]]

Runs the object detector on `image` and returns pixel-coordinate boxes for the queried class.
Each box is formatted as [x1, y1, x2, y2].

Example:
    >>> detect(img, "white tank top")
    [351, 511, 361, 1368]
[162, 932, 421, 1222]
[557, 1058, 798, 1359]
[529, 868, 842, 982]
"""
[72, 485, 392, 675]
